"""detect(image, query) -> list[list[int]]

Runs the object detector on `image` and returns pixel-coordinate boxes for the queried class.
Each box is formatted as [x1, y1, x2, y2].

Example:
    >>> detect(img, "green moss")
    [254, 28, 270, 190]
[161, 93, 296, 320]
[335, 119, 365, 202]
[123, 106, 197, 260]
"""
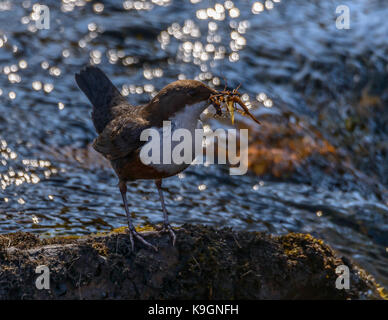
[55, 235, 81, 240]
[279, 232, 326, 258]
[92, 242, 109, 257]
[111, 226, 128, 234]
[110, 224, 157, 234]
[377, 285, 388, 300]
[135, 225, 156, 232]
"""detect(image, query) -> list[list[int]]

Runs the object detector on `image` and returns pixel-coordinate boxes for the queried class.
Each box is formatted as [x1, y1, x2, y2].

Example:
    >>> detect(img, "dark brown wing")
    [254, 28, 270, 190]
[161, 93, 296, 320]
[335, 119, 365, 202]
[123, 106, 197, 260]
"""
[93, 112, 150, 161]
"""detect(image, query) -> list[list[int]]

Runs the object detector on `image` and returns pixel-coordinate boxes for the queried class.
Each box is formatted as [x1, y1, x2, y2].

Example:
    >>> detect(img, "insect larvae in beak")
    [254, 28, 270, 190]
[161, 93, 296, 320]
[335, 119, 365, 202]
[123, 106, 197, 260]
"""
[226, 96, 235, 124]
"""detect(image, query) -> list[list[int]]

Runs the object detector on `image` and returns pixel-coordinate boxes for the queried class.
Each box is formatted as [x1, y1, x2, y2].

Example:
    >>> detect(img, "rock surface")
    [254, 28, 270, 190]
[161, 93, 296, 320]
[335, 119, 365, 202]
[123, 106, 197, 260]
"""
[0, 224, 384, 299]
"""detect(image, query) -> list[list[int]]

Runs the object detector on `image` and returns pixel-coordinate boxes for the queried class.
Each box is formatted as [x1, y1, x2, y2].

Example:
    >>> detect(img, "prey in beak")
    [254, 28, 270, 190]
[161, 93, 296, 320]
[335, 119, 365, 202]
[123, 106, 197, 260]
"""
[209, 86, 261, 125]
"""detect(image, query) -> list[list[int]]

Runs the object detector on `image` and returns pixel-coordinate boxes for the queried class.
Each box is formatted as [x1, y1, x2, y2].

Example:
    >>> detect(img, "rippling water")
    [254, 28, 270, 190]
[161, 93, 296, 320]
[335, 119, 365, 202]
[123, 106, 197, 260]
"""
[1, 0, 388, 290]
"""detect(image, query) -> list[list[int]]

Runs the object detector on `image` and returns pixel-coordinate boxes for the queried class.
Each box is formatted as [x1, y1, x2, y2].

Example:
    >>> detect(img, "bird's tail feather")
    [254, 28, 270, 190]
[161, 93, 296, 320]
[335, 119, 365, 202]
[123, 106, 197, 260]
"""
[75, 66, 126, 133]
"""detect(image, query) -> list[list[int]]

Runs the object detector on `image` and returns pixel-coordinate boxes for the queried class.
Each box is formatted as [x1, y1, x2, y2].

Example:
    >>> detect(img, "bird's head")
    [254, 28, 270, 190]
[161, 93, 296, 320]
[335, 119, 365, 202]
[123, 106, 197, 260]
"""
[146, 80, 216, 121]
[152, 80, 216, 107]
[146, 79, 261, 126]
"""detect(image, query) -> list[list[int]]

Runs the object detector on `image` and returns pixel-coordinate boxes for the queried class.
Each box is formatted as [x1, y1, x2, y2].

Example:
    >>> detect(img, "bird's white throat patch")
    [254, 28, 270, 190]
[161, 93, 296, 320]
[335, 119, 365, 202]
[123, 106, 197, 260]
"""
[139, 101, 249, 176]
[170, 101, 208, 131]
[140, 102, 207, 175]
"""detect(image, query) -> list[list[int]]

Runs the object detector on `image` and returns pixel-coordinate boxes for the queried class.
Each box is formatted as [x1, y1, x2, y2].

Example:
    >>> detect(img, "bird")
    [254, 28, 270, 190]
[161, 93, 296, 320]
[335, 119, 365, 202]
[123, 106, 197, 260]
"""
[75, 66, 219, 251]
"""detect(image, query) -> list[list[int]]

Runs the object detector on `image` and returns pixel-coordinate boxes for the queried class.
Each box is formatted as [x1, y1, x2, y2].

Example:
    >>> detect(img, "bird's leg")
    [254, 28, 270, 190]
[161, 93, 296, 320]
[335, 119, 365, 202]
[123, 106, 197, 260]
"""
[155, 179, 176, 246]
[119, 181, 158, 252]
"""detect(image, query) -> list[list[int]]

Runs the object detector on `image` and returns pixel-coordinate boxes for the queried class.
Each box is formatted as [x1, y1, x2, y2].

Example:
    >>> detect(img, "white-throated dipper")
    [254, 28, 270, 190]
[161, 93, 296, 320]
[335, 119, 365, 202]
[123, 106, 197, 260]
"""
[75, 66, 219, 251]
[75, 66, 259, 251]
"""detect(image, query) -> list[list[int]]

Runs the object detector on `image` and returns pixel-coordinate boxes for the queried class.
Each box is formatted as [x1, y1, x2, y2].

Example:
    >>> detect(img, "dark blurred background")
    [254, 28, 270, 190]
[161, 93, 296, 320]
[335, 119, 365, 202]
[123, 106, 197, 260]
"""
[0, 0, 387, 290]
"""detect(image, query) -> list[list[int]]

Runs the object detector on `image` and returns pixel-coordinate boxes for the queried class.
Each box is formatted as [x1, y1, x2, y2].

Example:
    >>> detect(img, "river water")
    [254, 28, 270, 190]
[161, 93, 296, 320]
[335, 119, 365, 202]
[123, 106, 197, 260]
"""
[0, 0, 388, 291]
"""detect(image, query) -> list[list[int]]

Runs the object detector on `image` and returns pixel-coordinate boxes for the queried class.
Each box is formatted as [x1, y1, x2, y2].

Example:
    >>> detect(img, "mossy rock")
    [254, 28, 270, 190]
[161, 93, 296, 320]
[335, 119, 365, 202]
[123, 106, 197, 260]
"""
[0, 224, 385, 300]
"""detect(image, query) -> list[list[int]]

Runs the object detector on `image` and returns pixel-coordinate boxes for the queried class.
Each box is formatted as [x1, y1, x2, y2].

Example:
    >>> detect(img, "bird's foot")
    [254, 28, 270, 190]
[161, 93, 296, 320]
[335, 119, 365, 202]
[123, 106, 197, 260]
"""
[158, 223, 176, 246]
[128, 226, 158, 252]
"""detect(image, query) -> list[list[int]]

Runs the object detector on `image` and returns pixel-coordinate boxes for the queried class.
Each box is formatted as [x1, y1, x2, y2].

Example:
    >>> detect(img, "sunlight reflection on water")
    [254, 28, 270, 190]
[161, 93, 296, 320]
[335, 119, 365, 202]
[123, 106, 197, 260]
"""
[0, 0, 387, 289]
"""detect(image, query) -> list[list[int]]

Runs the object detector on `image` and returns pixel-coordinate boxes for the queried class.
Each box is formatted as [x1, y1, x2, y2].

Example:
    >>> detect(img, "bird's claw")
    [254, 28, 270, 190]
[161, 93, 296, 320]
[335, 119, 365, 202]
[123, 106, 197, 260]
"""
[128, 227, 158, 252]
[158, 223, 176, 246]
